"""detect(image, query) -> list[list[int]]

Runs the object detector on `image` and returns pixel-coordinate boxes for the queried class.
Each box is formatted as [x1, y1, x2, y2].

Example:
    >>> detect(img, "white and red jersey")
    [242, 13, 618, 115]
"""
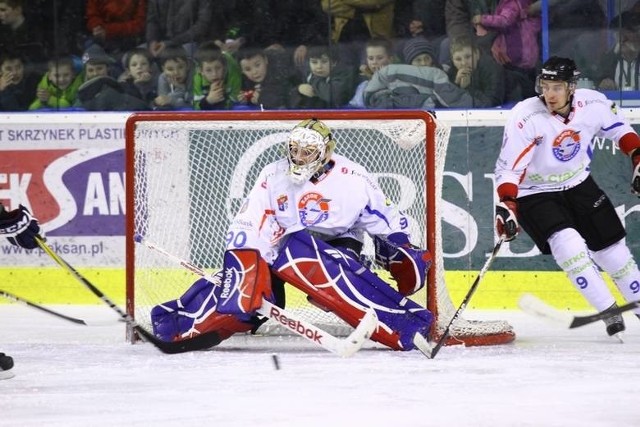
[495, 89, 637, 197]
[226, 153, 410, 263]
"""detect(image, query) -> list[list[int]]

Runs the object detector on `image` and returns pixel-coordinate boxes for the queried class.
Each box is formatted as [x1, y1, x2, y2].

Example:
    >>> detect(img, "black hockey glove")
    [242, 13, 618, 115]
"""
[631, 148, 640, 196]
[0, 205, 42, 249]
[495, 197, 519, 242]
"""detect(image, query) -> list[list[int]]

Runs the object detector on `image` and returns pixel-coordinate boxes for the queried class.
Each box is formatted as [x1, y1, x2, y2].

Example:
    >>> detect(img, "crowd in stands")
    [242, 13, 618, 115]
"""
[0, 0, 639, 112]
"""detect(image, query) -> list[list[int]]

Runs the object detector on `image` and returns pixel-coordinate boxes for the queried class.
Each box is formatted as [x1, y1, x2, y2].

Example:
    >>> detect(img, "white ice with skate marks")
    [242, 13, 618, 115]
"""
[1, 305, 639, 427]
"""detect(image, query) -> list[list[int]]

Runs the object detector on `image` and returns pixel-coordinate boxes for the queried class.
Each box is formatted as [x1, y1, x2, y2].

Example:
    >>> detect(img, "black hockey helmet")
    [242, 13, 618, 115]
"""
[539, 56, 580, 82]
[536, 56, 581, 93]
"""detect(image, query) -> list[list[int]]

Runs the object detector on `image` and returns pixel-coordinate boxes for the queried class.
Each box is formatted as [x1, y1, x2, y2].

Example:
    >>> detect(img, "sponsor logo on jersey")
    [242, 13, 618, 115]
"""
[552, 129, 581, 162]
[298, 192, 331, 226]
[277, 194, 288, 211]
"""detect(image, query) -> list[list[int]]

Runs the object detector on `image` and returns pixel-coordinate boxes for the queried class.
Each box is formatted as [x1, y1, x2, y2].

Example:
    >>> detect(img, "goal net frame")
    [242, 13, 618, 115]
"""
[125, 110, 515, 347]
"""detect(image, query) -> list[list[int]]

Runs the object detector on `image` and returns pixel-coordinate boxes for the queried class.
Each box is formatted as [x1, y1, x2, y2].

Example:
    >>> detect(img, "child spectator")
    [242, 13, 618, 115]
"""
[236, 47, 295, 110]
[80, 44, 117, 82]
[364, 37, 473, 108]
[118, 47, 158, 108]
[85, 0, 146, 60]
[447, 35, 505, 107]
[75, 44, 148, 111]
[0, 52, 39, 111]
[290, 45, 355, 109]
[29, 56, 82, 110]
[349, 38, 394, 108]
[154, 43, 194, 110]
[192, 41, 241, 110]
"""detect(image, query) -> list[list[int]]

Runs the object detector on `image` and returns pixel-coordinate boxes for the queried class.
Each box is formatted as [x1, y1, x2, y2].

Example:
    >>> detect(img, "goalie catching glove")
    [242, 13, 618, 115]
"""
[374, 232, 432, 296]
[0, 205, 42, 249]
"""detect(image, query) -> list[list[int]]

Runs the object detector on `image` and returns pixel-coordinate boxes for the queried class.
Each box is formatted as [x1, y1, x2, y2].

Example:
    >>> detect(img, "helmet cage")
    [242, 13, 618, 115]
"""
[286, 119, 335, 184]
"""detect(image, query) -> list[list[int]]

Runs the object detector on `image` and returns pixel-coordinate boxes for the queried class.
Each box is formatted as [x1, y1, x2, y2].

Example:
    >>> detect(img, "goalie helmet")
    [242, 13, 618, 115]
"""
[535, 56, 581, 94]
[286, 118, 336, 184]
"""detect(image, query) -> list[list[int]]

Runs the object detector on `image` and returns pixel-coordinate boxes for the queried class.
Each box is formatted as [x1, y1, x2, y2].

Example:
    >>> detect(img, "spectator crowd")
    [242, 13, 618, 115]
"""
[0, 0, 639, 112]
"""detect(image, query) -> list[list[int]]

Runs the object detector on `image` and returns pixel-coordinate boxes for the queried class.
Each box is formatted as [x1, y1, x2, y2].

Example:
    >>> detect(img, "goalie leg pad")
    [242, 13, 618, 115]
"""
[374, 234, 432, 296]
[216, 249, 273, 317]
[272, 231, 434, 350]
[151, 274, 253, 343]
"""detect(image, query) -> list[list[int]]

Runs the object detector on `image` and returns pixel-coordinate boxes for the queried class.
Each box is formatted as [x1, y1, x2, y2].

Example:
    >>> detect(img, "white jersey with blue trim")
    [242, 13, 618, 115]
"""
[495, 88, 636, 197]
[226, 153, 411, 263]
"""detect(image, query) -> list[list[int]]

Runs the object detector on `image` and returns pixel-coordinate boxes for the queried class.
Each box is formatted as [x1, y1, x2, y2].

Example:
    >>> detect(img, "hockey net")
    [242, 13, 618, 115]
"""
[125, 110, 514, 346]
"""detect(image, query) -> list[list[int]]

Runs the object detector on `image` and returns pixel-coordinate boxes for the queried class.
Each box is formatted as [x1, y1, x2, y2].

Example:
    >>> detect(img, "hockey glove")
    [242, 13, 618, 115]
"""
[631, 148, 640, 196]
[0, 205, 42, 249]
[495, 197, 519, 242]
[374, 232, 432, 296]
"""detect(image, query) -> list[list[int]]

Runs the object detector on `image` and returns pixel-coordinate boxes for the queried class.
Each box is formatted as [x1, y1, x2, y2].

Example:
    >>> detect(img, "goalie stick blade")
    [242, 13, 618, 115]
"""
[134, 326, 222, 354]
[518, 293, 640, 329]
[258, 300, 377, 357]
[335, 308, 378, 358]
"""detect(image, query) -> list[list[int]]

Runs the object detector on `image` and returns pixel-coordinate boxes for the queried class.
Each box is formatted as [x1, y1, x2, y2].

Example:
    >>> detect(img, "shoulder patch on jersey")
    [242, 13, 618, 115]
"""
[611, 102, 618, 114]
[552, 129, 581, 162]
[277, 195, 288, 211]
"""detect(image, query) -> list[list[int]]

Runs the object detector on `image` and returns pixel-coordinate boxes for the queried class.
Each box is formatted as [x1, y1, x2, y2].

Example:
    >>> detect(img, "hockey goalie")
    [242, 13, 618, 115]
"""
[151, 118, 434, 352]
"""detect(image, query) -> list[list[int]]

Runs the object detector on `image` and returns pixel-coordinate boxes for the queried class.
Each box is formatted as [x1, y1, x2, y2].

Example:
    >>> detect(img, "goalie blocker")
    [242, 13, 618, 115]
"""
[151, 230, 433, 351]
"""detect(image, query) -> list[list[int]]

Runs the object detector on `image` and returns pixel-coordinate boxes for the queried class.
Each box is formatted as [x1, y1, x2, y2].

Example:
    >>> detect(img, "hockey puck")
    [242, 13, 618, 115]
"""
[271, 353, 280, 370]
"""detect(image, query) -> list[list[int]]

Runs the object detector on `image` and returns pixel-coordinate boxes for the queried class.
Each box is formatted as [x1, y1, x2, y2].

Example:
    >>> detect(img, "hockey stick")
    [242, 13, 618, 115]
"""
[518, 293, 640, 329]
[135, 235, 378, 357]
[422, 237, 505, 359]
[35, 236, 223, 354]
[0, 289, 101, 326]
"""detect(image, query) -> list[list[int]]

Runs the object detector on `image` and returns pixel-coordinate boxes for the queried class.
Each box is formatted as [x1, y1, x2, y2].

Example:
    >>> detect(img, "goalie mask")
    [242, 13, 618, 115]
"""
[286, 118, 336, 184]
[535, 56, 580, 94]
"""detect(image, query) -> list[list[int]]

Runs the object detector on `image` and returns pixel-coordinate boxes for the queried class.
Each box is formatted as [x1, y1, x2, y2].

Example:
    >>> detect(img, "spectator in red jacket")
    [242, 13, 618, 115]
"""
[85, 0, 146, 61]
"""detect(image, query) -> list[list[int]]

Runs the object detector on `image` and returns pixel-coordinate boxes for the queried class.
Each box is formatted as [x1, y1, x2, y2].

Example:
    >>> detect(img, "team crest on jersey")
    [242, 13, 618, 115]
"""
[552, 129, 581, 162]
[277, 194, 288, 211]
[298, 192, 331, 226]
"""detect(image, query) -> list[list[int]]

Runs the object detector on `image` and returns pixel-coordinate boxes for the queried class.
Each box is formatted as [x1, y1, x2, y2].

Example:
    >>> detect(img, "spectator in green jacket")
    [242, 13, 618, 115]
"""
[29, 56, 82, 110]
[192, 41, 240, 110]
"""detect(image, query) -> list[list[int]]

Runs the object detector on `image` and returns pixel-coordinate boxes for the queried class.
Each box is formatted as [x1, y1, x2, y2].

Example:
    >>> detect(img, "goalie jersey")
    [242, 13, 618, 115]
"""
[226, 153, 411, 263]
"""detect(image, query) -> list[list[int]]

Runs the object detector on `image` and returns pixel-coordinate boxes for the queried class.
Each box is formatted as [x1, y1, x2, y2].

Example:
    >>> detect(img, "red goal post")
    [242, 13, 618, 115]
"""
[125, 110, 515, 346]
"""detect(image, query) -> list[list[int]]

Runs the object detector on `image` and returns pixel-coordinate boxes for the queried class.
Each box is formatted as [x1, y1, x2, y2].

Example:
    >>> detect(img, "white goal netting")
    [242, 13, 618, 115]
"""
[126, 111, 514, 346]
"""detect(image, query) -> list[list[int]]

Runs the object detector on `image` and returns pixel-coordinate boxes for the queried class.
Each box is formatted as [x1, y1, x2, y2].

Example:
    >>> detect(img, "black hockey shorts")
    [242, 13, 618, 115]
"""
[516, 176, 625, 254]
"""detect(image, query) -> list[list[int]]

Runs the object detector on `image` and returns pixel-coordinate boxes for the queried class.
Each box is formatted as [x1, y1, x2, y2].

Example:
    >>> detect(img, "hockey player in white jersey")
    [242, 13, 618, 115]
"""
[151, 118, 433, 351]
[494, 56, 640, 338]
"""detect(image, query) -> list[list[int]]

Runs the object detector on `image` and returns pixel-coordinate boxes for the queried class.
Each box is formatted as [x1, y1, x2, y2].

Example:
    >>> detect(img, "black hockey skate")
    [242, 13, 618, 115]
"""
[0, 352, 14, 380]
[602, 303, 626, 339]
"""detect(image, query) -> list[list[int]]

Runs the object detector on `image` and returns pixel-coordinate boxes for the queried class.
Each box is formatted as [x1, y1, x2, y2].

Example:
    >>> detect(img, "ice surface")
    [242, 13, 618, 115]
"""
[1, 305, 639, 427]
